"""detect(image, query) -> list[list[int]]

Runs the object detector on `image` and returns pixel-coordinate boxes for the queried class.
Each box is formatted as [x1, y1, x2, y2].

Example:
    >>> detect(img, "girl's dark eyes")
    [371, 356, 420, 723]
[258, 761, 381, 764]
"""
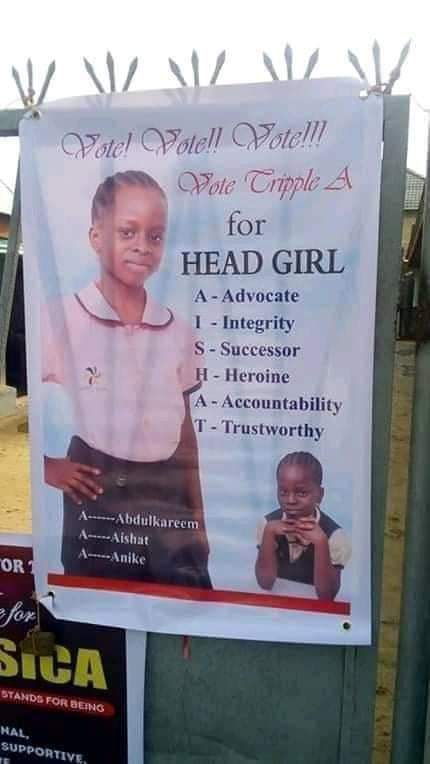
[117, 229, 164, 242]
[280, 489, 309, 497]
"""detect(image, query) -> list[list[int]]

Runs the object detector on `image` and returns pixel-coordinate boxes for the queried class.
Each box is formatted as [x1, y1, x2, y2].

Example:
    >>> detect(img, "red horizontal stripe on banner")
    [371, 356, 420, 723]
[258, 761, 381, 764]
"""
[0, 686, 115, 716]
[48, 573, 351, 616]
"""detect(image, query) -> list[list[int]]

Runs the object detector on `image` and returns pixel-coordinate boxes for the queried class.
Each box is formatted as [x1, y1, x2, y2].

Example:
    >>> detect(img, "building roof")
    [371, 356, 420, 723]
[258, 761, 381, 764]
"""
[404, 169, 425, 212]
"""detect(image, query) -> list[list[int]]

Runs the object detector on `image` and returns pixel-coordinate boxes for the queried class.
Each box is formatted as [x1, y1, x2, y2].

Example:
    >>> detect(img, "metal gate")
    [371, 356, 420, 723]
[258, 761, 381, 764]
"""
[390, 126, 430, 764]
[0, 86, 409, 762]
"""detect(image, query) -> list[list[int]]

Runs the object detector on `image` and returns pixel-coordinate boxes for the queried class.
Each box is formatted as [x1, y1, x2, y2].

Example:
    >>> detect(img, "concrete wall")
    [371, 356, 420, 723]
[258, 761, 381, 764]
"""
[401, 212, 417, 254]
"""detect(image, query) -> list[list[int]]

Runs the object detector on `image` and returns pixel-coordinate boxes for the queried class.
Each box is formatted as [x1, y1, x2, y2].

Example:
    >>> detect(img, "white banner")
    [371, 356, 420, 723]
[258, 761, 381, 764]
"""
[20, 79, 382, 644]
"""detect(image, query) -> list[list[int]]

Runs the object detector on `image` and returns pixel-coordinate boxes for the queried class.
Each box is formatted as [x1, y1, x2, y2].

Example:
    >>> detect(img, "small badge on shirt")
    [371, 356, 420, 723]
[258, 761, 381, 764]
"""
[85, 366, 102, 386]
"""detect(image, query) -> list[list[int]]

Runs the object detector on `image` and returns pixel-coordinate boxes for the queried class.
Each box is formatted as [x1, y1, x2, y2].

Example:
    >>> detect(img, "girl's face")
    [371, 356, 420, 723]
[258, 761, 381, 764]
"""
[89, 185, 167, 287]
[277, 464, 324, 518]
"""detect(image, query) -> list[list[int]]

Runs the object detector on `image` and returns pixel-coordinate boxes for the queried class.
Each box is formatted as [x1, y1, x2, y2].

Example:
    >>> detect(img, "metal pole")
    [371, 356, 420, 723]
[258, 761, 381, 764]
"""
[391, 117, 430, 764]
[423, 681, 430, 762]
[0, 164, 21, 386]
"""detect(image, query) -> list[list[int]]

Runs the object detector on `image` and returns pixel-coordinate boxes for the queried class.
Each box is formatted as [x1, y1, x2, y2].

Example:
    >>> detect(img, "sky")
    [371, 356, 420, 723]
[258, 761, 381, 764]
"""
[0, 0, 428, 211]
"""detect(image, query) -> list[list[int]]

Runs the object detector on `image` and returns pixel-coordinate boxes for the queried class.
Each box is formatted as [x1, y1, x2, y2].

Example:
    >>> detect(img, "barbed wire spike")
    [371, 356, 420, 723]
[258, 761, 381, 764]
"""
[372, 40, 382, 87]
[348, 41, 411, 94]
[37, 61, 56, 105]
[386, 40, 411, 94]
[209, 50, 226, 85]
[347, 50, 368, 84]
[169, 51, 226, 87]
[122, 57, 139, 92]
[168, 58, 188, 87]
[12, 60, 56, 106]
[304, 49, 319, 79]
[83, 58, 105, 93]
[263, 46, 319, 81]
[106, 52, 116, 93]
[27, 59, 35, 103]
[263, 53, 279, 81]
[284, 44, 293, 80]
[11, 67, 27, 105]
[191, 50, 199, 87]
[83, 54, 140, 93]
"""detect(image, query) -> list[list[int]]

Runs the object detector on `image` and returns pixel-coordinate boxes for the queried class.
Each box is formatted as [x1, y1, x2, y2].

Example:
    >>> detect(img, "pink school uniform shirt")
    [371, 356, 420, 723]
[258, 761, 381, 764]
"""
[42, 282, 200, 463]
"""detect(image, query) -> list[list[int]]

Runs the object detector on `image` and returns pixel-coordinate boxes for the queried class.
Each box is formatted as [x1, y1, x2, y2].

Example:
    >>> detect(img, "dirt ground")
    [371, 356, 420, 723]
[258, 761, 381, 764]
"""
[0, 399, 31, 533]
[372, 341, 415, 763]
[0, 343, 415, 762]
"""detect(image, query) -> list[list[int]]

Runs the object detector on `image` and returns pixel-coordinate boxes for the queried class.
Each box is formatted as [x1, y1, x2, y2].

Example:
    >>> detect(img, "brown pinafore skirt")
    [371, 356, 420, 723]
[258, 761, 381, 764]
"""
[62, 436, 212, 589]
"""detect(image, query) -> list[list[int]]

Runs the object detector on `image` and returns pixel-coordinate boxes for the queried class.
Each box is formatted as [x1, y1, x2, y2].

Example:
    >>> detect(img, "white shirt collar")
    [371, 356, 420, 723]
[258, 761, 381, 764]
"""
[75, 282, 172, 328]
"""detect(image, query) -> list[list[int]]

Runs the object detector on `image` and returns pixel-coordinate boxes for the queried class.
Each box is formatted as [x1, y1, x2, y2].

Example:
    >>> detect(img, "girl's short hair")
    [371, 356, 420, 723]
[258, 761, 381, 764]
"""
[276, 451, 323, 485]
[91, 170, 166, 223]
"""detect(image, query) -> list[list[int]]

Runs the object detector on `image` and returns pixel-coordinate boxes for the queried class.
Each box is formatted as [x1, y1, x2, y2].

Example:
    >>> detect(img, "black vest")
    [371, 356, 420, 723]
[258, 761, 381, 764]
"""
[265, 508, 340, 585]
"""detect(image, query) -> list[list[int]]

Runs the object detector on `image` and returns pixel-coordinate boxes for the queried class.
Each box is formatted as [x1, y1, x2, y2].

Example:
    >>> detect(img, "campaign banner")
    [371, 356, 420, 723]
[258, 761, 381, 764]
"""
[20, 79, 382, 644]
[0, 534, 145, 763]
